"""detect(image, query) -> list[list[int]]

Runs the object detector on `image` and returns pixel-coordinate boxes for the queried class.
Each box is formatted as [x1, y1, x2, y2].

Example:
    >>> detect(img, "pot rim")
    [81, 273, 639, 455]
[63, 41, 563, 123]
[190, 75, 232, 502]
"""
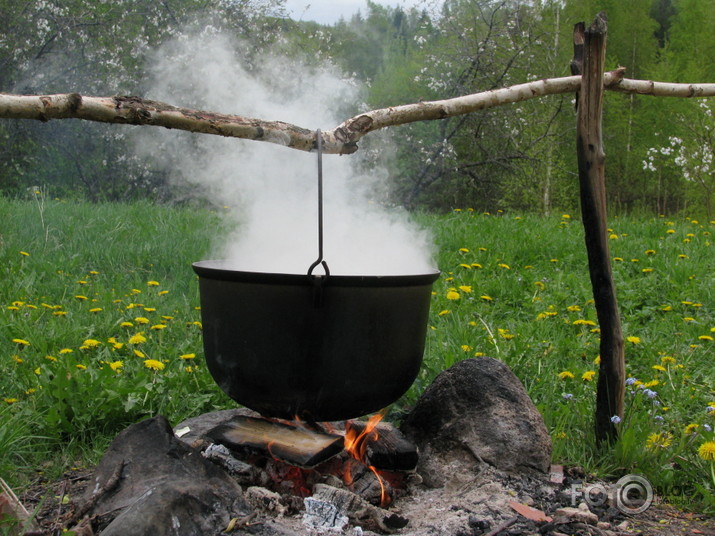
[193, 260, 440, 287]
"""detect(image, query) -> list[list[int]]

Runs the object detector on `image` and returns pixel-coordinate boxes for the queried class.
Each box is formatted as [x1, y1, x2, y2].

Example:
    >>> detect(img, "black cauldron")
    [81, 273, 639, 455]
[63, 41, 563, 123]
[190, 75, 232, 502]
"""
[193, 260, 439, 421]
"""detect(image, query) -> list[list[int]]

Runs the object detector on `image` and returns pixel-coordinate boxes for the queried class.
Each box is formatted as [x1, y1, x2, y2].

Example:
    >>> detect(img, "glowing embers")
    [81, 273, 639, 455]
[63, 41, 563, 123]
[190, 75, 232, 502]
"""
[205, 413, 418, 507]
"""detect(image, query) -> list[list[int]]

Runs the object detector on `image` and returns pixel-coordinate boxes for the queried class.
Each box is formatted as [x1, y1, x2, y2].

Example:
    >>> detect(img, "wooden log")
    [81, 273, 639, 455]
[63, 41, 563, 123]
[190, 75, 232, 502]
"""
[346, 421, 419, 471]
[573, 13, 625, 444]
[206, 415, 344, 468]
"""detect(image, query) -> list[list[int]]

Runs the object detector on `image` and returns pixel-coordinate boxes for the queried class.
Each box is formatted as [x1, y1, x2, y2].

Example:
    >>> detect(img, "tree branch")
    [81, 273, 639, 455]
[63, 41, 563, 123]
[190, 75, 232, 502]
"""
[1, 72, 713, 154]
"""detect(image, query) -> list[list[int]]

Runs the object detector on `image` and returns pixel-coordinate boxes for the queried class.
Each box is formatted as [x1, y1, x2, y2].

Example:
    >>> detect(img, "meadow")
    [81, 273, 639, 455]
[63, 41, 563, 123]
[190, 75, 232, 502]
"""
[1, 195, 713, 509]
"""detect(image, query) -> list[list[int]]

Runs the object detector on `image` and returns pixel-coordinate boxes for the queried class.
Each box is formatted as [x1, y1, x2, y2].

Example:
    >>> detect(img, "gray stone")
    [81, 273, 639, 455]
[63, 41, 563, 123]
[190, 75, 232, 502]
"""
[75, 415, 250, 535]
[401, 357, 552, 483]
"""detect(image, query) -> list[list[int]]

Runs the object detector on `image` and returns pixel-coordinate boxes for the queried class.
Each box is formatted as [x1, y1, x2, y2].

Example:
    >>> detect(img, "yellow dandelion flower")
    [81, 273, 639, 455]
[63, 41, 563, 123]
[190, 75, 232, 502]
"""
[684, 424, 699, 435]
[25, 388, 36, 395]
[438, 310, 451, 316]
[131, 289, 142, 295]
[75, 295, 88, 300]
[4, 398, 18, 404]
[661, 305, 673, 311]
[143, 307, 156, 312]
[7, 306, 20, 311]
[180, 353, 196, 360]
[626, 336, 641, 344]
[652, 365, 667, 372]
[109, 361, 123, 372]
[661, 356, 676, 365]
[697, 442, 715, 461]
[594, 355, 601, 365]
[134, 317, 150, 324]
[83, 339, 101, 348]
[44, 355, 57, 362]
[20, 251, 30, 256]
[498, 263, 510, 269]
[133, 349, 146, 358]
[698, 335, 713, 342]
[582, 370, 596, 381]
[11, 355, 23, 364]
[567, 305, 581, 312]
[12, 338, 30, 346]
[461, 345, 473, 352]
[147, 281, 160, 286]
[158, 290, 169, 296]
[644, 380, 660, 388]
[89, 307, 103, 313]
[609, 234, 619, 240]
[613, 257, 624, 262]
[446, 290, 461, 300]
[562, 214, 571, 219]
[144, 359, 165, 371]
[76, 364, 87, 370]
[129, 333, 147, 345]
[480, 295, 493, 301]
[459, 285, 472, 293]
[161, 315, 174, 321]
[642, 268, 654, 273]
[459, 264, 471, 269]
[150, 324, 167, 330]
[471, 263, 483, 269]
[113, 342, 125, 350]
[534, 281, 545, 290]
[185, 366, 194, 373]
[646, 432, 672, 450]
[59, 348, 73, 354]
[573, 319, 597, 326]
[558, 371, 575, 380]
[34, 367, 41, 375]
[120, 321, 134, 328]
[666, 229, 676, 234]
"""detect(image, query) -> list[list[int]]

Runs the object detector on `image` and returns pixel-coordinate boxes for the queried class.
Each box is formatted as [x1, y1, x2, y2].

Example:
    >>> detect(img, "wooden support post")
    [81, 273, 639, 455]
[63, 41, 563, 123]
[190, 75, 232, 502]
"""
[574, 13, 625, 444]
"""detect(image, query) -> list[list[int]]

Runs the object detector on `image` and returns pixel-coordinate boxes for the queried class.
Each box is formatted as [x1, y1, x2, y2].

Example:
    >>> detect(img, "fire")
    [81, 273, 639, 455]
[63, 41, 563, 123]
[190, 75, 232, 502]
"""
[344, 413, 390, 507]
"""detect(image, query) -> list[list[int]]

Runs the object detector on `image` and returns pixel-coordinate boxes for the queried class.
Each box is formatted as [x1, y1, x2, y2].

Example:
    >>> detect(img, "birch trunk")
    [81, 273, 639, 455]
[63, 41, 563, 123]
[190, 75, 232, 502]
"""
[2, 73, 713, 154]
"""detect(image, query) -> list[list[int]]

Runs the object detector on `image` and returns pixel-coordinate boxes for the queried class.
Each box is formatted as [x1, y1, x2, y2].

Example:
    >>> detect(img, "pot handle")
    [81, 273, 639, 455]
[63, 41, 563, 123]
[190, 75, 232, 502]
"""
[307, 129, 330, 280]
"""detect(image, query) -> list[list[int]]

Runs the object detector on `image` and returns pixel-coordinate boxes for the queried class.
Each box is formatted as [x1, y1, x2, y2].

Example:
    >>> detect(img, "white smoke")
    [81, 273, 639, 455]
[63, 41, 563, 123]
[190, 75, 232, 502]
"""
[136, 31, 435, 276]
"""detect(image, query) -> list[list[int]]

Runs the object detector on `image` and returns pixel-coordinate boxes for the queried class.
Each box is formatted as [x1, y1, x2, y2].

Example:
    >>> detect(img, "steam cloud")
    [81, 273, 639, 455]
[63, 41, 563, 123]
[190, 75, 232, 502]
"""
[137, 31, 436, 276]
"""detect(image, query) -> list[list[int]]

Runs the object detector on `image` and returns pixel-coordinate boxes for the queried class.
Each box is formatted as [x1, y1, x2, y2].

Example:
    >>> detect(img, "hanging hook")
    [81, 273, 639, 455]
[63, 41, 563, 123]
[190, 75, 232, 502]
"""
[307, 129, 330, 279]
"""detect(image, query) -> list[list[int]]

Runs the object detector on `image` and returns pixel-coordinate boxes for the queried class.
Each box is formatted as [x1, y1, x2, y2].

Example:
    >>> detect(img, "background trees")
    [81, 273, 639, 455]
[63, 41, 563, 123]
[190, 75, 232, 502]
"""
[1, 0, 713, 216]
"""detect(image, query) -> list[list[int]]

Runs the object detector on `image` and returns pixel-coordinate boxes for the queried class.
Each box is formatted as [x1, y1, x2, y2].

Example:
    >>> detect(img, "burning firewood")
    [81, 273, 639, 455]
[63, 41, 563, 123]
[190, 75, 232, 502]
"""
[206, 415, 344, 468]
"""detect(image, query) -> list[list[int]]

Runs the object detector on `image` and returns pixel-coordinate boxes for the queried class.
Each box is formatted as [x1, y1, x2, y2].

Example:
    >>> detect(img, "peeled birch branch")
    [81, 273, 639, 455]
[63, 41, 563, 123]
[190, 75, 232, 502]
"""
[1, 71, 713, 154]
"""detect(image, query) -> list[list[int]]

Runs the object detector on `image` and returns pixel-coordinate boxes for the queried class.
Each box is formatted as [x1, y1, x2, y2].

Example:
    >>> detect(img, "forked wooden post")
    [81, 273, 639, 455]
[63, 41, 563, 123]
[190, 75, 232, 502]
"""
[573, 13, 625, 444]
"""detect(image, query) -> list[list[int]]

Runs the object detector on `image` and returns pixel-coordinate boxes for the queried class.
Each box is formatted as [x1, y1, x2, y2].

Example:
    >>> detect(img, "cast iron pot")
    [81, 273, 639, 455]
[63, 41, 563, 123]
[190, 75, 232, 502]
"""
[193, 260, 439, 421]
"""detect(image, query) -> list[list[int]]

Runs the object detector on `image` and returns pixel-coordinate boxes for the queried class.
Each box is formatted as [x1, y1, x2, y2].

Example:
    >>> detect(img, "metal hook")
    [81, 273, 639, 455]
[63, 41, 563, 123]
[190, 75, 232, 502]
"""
[307, 129, 330, 280]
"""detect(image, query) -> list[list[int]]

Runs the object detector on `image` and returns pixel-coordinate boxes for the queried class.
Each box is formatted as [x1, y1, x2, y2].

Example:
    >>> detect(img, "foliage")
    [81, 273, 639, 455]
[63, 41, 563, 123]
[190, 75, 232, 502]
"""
[1, 1, 715, 211]
[1, 197, 713, 508]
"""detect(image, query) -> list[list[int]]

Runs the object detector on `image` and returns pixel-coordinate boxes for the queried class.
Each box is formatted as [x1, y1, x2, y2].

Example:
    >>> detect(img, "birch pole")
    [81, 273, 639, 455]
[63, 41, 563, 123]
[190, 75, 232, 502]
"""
[1, 74, 714, 155]
[574, 13, 625, 445]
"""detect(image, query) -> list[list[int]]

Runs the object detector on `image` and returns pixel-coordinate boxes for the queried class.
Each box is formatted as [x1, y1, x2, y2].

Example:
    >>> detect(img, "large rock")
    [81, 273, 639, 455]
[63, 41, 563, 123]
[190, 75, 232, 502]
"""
[75, 415, 250, 535]
[401, 357, 551, 485]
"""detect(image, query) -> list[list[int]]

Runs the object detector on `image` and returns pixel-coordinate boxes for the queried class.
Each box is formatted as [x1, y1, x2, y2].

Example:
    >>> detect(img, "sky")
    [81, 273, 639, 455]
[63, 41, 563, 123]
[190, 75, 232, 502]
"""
[282, 0, 439, 25]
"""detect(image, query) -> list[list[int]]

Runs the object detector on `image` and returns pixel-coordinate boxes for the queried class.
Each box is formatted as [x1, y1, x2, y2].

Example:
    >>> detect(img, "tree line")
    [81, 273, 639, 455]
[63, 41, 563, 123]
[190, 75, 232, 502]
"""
[1, 0, 713, 216]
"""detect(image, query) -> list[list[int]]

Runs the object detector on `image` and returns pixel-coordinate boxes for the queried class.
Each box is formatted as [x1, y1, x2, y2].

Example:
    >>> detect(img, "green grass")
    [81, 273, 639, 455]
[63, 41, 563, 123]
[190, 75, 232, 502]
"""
[1, 197, 713, 509]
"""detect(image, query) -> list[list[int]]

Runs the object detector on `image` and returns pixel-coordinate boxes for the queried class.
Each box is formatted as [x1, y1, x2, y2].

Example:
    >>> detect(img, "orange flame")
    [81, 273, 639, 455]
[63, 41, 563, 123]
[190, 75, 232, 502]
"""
[344, 413, 390, 507]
